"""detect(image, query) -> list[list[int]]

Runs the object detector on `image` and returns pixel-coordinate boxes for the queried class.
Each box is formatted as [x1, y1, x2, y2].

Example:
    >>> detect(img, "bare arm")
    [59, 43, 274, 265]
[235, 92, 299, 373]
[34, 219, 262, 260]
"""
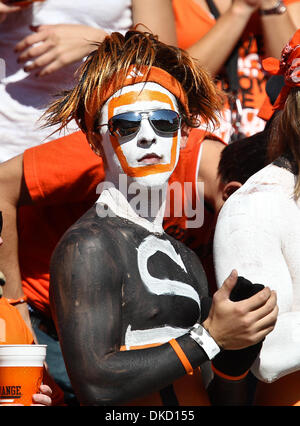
[260, 1, 298, 59]
[286, 1, 300, 26]
[0, 154, 32, 329]
[0, 1, 21, 23]
[15, 24, 108, 77]
[132, 0, 177, 45]
[187, 1, 258, 76]
[186, 0, 298, 77]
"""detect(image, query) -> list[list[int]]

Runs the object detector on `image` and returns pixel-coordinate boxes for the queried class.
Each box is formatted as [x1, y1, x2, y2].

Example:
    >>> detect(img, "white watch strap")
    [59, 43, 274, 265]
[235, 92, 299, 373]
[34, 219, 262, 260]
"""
[189, 323, 221, 360]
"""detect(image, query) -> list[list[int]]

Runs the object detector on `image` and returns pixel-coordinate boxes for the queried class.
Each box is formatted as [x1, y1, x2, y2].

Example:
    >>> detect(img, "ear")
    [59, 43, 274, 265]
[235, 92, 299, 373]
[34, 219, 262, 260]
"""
[180, 124, 191, 149]
[222, 181, 242, 201]
[88, 132, 103, 155]
[88, 133, 108, 167]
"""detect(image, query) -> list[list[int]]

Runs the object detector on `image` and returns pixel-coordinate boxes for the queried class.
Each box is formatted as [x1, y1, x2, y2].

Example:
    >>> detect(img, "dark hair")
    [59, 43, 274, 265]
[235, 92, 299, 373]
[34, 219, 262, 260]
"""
[268, 88, 300, 198]
[218, 130, 269, 185]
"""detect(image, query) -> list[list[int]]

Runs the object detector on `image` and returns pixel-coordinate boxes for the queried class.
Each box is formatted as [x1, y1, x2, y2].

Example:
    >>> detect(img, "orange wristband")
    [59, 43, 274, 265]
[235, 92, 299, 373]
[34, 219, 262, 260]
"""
[7, 295, 28, 306]
[211, 363, 249, 381]
[169, 339, 194, 376]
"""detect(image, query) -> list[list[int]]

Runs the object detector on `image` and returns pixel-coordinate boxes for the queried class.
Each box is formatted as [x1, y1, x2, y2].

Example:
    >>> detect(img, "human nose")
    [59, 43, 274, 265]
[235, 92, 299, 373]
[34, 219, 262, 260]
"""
[136, 116, 156, 148]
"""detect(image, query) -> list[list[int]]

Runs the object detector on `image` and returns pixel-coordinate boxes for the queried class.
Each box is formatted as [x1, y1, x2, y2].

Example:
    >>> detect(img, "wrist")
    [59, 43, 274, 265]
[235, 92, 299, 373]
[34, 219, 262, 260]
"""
[189, 322, 221, 360]
[230, 1, 256, 19]
[259, 0, 287, 15]
[6, 294, 28, 305]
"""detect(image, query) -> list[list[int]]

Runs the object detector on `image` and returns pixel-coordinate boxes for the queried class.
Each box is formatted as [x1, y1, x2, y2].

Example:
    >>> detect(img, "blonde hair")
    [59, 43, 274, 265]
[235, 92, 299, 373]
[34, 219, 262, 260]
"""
[268, 88, 300, 198]
[43, 30, 224, 142]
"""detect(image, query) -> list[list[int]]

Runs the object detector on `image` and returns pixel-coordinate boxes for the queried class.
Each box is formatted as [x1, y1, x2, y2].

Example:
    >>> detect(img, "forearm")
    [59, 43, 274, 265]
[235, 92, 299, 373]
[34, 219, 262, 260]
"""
[78, 26, 108, 56]
[67, 334, 209, 406]
[132, 0, 177, 45]
[0, 205, 22, 299]
[187, 2, 255, 76]
[0, 201, 33, 331]
[0, 155, 32, 328]
[260, 2, 297, 58]
[207, 375, 249, 405]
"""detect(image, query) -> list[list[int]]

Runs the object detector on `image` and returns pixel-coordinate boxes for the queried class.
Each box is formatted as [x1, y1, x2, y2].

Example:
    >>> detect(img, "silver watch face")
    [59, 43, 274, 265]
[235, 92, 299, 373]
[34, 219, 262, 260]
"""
[194, 325, 203, 337]
[278, 5, 287, 13]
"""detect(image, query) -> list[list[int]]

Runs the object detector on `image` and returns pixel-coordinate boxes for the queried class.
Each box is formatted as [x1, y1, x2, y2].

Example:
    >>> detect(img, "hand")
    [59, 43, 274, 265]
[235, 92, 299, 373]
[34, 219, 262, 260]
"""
[31, 384, 52, 406]
[203, 270, 278, 350]
[15, 23, 107, 77]
[0, 1, 21, 23]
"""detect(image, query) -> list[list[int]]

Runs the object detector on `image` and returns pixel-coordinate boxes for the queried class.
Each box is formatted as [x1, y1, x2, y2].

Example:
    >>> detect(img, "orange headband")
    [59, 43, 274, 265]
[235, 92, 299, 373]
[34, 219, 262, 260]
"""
[263, 29, 300, 110]
[84, 65, 190, 132]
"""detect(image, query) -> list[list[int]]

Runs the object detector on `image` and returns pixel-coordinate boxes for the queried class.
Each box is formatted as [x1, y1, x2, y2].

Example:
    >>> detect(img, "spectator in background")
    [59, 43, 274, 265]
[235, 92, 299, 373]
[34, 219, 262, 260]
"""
[0, 211, 59, 406]
[172, 0, 300, 142]
[0, 0, 176, 162]
[213, 29, 300, 406]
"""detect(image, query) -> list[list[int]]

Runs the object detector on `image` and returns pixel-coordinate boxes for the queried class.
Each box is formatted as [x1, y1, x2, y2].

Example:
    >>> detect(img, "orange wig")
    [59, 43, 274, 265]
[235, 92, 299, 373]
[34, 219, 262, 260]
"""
[44, 30, 224, 149]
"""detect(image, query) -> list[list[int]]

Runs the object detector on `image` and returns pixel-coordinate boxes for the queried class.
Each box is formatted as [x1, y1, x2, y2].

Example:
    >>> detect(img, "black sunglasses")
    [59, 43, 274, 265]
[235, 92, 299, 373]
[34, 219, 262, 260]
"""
[0, 212, 2, 234]
[107, 109, 181, 138]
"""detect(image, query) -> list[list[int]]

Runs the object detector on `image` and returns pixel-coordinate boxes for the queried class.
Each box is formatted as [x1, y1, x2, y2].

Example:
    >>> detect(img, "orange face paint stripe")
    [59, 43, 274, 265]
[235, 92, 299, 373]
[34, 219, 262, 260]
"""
[119, 342, 162, 351]
[108, 89, 178, 177]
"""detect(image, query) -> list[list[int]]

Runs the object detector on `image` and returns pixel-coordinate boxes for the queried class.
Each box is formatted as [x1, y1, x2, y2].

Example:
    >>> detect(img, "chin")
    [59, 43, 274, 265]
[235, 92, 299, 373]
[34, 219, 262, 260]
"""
[132, 172, 172, 189]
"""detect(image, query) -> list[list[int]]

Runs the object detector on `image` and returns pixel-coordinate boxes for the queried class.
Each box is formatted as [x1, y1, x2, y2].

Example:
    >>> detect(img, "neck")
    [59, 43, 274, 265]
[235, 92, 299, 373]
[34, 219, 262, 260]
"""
[104, 170, 168, 226]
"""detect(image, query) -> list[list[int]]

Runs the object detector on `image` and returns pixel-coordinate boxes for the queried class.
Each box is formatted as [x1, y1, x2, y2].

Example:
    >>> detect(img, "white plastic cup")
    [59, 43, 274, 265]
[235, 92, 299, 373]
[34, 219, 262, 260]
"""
[0, 344, 46, 406]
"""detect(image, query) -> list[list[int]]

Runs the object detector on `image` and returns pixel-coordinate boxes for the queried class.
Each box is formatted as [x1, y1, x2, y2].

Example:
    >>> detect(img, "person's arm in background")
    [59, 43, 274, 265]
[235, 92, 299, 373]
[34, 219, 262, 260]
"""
[0, 155, 33, 331]
[186, 0, 297, 77]
[186, 0, 259, 77]
[0, 1, 21, 23]
[15, 0, 177, 78]
[286, 0, 300, 26]
[260, 0, 299, 59]
[132, 0, 177, 45]
[15, 24, 108, 77]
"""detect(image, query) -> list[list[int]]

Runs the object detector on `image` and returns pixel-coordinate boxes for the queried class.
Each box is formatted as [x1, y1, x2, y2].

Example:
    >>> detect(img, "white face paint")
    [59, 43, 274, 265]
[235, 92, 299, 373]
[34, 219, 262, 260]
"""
[98, 82, 181, 188]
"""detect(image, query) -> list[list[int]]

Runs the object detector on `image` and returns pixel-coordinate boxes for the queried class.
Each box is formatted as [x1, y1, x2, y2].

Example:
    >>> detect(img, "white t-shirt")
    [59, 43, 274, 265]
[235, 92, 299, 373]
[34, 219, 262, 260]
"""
[213, 163, 300, 383]
[0, 0, 132, 162]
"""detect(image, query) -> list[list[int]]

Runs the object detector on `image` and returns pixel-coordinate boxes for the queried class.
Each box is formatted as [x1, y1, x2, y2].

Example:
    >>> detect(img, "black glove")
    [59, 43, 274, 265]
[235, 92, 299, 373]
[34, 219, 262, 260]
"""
[210, 276, 265, 378]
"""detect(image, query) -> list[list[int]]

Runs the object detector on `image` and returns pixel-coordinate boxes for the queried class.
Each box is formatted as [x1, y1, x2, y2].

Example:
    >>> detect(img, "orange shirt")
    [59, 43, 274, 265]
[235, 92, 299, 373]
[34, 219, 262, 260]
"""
[20, 132, 103, 316]
[0, 297, 34, 345]
[0, 297, 64, 405]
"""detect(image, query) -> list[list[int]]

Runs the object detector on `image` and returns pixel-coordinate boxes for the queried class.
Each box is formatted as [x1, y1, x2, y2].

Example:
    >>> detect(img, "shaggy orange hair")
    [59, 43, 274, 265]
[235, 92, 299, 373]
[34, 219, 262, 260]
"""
[43, 30, 224, 145]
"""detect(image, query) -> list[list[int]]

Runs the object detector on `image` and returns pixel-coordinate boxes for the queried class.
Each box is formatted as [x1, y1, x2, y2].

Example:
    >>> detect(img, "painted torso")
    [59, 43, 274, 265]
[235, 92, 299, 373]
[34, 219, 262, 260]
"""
[91, 189, 208, 349]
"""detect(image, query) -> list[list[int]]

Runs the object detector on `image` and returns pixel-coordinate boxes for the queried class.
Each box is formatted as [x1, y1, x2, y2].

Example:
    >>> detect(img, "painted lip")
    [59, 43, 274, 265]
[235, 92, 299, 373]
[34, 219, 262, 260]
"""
[137, 153, 162, 165]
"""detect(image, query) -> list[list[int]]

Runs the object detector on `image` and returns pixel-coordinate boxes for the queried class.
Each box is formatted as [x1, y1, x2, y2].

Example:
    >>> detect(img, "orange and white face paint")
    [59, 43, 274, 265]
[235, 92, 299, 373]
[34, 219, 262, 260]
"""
[98, 82, 181, 188]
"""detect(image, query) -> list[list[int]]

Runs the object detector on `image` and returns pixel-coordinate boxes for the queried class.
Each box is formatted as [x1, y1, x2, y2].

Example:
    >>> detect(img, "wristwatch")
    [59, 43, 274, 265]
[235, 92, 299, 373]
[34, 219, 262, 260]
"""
[189, 323, 221, 360]
[260, 0, 287, 15]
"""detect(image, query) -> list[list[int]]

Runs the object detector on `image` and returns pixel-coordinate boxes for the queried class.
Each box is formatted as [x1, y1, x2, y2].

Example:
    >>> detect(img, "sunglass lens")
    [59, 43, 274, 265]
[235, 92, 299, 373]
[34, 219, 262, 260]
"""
[109, 112, 141, 137]
[0, 212, 2, 234]
[150, 110, 180, 133]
